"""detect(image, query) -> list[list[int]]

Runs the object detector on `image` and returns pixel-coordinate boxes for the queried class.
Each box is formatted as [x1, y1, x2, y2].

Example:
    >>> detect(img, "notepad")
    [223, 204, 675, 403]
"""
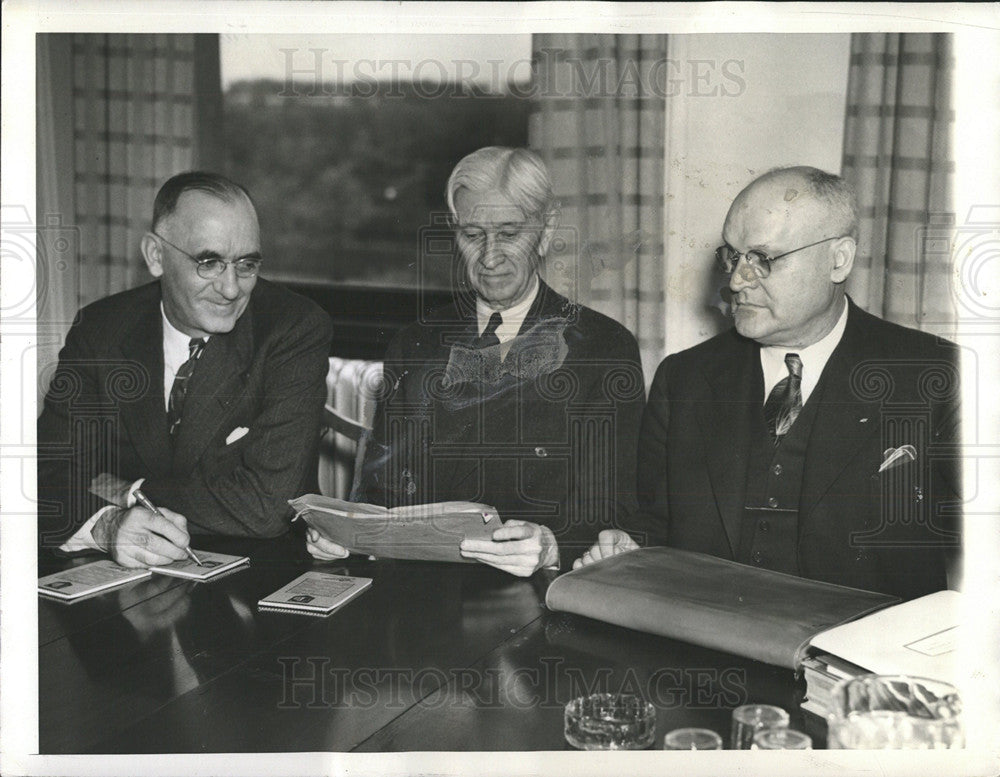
[257, 571, 372, 616]
[149, 550, 250, 581]
[38, 559, 152, 600]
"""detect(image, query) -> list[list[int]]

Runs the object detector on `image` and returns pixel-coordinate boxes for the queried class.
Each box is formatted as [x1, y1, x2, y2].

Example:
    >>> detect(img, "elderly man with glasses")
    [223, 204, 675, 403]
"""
[37, 171, 332, 568]
[575, 166, 961, 600]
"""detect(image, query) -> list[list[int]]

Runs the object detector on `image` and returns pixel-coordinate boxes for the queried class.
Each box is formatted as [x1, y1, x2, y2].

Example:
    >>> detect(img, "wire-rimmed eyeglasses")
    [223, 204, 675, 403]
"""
[715, 235, 848, 279]
[153, 232, 263, 279]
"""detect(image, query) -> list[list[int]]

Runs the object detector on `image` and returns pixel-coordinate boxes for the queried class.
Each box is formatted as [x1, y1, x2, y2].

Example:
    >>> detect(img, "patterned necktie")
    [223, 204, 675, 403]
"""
[167, 338, 206, 436]
[763, 352, 803, 443]
[476, 312, 502, 349]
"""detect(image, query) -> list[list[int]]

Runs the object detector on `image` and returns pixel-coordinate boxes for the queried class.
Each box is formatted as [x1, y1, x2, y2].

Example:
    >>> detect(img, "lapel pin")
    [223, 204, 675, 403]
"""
[859, 417, 869, 423]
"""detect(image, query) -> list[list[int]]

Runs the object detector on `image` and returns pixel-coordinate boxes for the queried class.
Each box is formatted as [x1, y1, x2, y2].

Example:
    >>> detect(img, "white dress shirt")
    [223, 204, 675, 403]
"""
[475, 275, 540, 360]
[759, 297, 849, 405]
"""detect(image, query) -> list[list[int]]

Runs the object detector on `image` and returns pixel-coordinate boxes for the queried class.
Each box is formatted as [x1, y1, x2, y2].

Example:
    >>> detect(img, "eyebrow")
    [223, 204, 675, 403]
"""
[459, 221, 525, 230]
[194, 249, 262, 262]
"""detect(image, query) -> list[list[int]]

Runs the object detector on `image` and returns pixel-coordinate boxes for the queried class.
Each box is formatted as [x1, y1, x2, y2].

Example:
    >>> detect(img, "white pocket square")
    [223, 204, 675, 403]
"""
[879, 444, 917, 473]
[226, 426, 250, 445]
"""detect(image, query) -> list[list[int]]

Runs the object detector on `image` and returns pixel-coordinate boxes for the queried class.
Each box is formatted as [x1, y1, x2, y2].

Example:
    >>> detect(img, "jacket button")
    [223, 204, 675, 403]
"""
[772, 464, 783, 476]
[752, 550, 763, 563]
[759, 520, 770, 532]
[534, 447, 547, 457]
[767, 497, 779, 508]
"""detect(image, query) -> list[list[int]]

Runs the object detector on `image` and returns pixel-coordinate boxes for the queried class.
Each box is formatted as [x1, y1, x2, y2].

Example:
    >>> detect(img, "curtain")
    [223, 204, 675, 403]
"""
[841, 33, 955, 332]
[529, 34, 667, 382]
[36, 33, 220, 399]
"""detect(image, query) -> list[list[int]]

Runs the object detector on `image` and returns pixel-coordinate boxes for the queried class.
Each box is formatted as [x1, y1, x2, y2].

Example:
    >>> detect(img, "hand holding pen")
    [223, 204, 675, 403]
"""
[132, 489, 204, 566]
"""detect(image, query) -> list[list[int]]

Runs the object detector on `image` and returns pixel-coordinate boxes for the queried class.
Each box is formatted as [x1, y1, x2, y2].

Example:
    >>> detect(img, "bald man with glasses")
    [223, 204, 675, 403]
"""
[38, 171, 332, 568]
[575, 166, 961, 600]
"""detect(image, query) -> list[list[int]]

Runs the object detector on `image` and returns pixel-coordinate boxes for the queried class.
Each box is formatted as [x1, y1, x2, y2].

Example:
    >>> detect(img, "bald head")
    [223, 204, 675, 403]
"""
[727, 166, 857, 243]
[721, 166, 858, 348]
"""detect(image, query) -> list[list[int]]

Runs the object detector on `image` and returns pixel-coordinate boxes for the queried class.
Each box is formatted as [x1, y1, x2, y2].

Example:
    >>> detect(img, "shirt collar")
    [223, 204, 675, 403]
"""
[475, 275, 540, 342]
[760, 297, 848, 404]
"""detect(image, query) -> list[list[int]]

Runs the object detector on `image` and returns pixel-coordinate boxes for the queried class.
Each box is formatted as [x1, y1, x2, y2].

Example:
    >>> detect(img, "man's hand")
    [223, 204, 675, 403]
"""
[306, 528, 350, 561]
[92, 505, 191, 568]
[572, 529, 639, 569]
[459, 520, 559, 577]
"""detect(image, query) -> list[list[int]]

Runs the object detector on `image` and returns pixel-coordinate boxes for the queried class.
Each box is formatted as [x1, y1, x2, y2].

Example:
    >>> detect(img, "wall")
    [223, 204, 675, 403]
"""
[662, 33, 851, 354]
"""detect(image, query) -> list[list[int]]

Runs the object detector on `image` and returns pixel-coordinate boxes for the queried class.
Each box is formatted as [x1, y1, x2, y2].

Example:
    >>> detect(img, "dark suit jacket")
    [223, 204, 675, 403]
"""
[37, 278, 332, 552]
[630, 298, 961, 599]
[355, 281, 645, 568]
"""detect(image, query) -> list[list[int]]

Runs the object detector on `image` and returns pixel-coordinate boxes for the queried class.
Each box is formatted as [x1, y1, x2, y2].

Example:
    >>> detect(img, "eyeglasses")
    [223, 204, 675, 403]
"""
[715, 235, 847, 279]
[153, 232, 262, 279]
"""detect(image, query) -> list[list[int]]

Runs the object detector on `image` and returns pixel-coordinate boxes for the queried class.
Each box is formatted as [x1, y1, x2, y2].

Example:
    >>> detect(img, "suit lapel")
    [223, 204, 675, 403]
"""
[699, 334, 760, 558]
[119, 298, 173, 476]
[800, 301, 881, 518]
[171, 304, 254, 476]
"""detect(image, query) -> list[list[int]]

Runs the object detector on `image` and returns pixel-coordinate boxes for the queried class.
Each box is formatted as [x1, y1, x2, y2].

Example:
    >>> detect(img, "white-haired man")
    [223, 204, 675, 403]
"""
[307, 147, 645, 576]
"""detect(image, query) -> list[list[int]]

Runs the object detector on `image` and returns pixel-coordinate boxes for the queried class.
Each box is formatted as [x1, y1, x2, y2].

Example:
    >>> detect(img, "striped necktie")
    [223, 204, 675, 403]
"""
[763, 352, 803, 443]
[167, 338, 206, 436]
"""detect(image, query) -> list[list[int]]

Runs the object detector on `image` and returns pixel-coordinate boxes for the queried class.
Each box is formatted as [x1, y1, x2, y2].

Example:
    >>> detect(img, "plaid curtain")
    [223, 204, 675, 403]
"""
[529, 34, 667, 381]
[37, 33, 219, 399]
[841, 33, 956, 331]
[71, 33, 201, 307]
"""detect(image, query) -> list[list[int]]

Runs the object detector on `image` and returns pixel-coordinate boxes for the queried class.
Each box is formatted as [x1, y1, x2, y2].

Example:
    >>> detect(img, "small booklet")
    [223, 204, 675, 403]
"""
[38, 559, 152, 600]
[258, 571, 373, 616]
[149, 550, 250, 581]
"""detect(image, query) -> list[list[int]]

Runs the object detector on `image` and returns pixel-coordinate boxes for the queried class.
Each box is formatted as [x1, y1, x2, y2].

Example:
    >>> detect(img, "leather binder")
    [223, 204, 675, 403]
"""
[544, 547, 899, 669]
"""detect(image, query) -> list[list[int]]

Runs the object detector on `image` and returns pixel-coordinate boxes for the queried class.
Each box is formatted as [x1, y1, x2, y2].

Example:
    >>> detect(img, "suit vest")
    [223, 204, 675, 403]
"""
[736, 381, 824, 575]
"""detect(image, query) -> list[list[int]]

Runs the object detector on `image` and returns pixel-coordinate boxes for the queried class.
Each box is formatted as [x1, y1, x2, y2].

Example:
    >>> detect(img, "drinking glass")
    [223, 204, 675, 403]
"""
[730, 704, 789, 749]
[826, 674, 963, 749]
[564, 693, 657, 750]
[663, 727, 723, 750]
[753, 727, 813, 749]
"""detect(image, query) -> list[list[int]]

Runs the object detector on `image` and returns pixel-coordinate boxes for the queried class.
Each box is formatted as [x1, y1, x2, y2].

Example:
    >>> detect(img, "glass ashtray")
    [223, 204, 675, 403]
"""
[564, 693, 657, 750]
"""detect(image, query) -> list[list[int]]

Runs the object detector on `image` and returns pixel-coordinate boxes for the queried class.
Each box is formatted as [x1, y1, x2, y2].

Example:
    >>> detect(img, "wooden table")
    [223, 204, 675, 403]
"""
[38, 531, 822, 753]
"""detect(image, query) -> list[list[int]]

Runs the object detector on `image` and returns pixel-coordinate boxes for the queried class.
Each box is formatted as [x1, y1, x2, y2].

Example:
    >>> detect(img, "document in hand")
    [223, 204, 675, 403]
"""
[544, 547, 899, 669]
[808, 590, 960, 684]
[38, 559, 152, 601]
[289, 495, 501, 563]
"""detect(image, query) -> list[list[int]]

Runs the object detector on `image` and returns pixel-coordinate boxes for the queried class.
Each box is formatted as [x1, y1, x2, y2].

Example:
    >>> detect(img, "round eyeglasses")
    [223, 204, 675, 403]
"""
[153, 232, 262, 279]
[715, 235, 847, 279]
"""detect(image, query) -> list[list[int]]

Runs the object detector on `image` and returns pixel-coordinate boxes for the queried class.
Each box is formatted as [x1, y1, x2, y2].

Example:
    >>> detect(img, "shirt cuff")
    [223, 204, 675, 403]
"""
[58, 505, 116, 553]
[57, 477, 145, 553]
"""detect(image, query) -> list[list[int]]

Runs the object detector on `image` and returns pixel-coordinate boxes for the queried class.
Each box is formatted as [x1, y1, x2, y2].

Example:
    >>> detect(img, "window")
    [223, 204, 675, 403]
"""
[220, 35, 532, 292]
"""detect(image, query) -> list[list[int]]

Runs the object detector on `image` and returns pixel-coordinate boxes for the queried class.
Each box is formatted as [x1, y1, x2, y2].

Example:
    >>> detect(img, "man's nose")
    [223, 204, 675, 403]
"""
[728, 257, 759, 293]
[214, 263, 241, 299]
[478, 235, 505, 269]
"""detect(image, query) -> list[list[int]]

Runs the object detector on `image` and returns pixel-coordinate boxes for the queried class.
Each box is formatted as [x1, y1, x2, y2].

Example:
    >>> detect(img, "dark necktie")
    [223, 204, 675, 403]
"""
[476, 312, 502, 349]
[167, 338, 206, 436]
[763, 353, 803, 443]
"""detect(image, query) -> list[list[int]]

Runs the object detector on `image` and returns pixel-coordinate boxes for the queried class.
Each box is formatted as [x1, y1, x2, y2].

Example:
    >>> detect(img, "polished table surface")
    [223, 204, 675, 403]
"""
[39, 530, 823, 753]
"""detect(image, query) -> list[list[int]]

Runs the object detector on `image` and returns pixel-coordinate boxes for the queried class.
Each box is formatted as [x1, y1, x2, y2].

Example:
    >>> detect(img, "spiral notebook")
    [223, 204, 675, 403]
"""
[38, 559, 152, 600]
[149, 550, 250, 581]
[258, 571, 372, 616]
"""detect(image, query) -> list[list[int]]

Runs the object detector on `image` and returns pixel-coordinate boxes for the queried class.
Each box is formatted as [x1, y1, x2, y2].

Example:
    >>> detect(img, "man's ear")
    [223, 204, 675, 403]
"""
[537, 208, 559, 258]
[140, 233, 165, 278]
[830, 236, 856, 283]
